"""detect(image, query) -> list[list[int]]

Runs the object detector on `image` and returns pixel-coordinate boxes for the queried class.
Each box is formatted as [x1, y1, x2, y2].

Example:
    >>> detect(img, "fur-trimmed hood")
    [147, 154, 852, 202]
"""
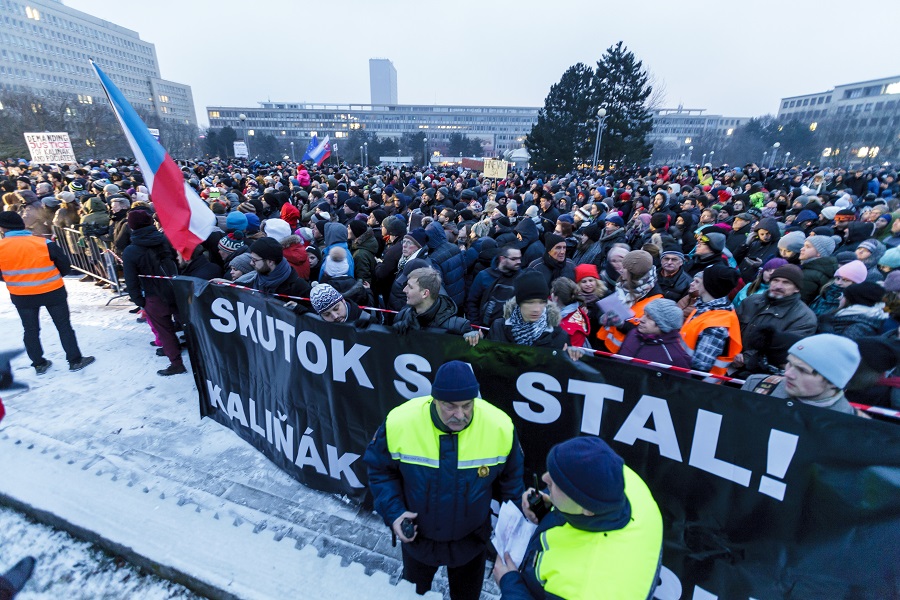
[501, 297, 561, 327]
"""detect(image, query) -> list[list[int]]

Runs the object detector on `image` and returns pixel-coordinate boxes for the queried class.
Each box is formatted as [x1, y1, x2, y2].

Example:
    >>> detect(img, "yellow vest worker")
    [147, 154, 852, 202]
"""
[494, 436, 663, 600]
[364, 360, 525, 600]
[0, 211, 94, 374]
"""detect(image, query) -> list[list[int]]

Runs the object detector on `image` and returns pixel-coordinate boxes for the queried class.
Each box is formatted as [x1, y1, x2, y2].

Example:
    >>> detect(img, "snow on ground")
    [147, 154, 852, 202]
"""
[0, 277, 476, 599]
[0, 505, 200, 600]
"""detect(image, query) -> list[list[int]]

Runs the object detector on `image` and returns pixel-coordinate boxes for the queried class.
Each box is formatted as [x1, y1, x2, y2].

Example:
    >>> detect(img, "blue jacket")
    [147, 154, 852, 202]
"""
[364, 396, 525, 567]
[425, 222, 467, 307]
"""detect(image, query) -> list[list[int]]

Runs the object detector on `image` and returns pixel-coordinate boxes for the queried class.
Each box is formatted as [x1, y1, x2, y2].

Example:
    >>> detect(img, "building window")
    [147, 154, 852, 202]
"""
[209, 110, 220, 118]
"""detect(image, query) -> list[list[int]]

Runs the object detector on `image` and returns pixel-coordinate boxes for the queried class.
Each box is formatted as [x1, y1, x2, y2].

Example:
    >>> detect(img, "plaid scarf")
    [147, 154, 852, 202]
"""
[508, 305, 549, 346]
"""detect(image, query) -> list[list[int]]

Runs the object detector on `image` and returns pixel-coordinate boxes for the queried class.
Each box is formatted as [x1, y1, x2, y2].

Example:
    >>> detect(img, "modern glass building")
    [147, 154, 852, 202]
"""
[0, 0, 197, 127]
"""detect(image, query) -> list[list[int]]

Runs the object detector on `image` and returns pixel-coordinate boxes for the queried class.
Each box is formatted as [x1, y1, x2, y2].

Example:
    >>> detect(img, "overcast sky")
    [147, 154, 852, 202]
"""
[65, 0, 900, 128]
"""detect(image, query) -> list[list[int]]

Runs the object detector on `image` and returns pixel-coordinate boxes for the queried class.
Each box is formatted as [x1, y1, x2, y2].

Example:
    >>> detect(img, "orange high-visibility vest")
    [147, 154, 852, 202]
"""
[597, 294, 663, 353]
[681, 308, 742, 377]
[0, 234, 64, 296]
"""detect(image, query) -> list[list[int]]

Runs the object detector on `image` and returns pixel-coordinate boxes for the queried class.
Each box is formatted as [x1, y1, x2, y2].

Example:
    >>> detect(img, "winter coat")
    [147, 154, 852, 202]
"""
[737, 292, 818, 373]
[79, 197, 111, 238]
[686, 251, 729, 278]
[321, 275, 371, 307]
[351, 228, 379, 284]
[487, 299, 570, 350]
[463, 237, 498, 292]
[514, 218, 544, 268]
[180, 254, 223, 280]
[558, 305, 591, 348]
[373, 236, 403, 300]
[597, 226, 627, 264]
[618, 328, 692, 369]
[526, 253, 576, 288]
[734, 217, 781, 282]
[392, 294, 471, 335]
[840, 222, 876, 252]
[109, 210, 131, 255]
[321, 222, 354, 278]
[818, 304, 887, 341]
[658, 267, 692, 302]
[799, 256, 838, 304]
[809, 281, 844, 316]
[465, 257, 521, 326]
[281, 235, 310, 280]
[122, 225, 178, 308]
[247, 265, 311, 299]
[424, 222, 466, 307]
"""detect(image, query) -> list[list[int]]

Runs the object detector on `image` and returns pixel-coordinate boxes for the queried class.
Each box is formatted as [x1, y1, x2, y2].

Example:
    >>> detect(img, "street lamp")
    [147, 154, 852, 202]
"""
[364, 142, 368, 168]
[783, 151, 791, 169]
[423, 137, 428, 166]
[687, 146, 694, 165]
[360, 145, 364, 166]
[770, 142, 780, 168]
[762, 151, 768, 166]
[290, 141, 295, 162]
[709, 150, 715, 166]
[591, 108, 608, 171]
[701, 152, 707, 166]
[239, 113, 249, 158]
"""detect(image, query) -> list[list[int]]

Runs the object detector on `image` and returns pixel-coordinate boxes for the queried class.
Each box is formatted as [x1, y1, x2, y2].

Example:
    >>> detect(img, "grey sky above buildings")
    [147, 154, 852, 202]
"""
[65, 0, 900, 128]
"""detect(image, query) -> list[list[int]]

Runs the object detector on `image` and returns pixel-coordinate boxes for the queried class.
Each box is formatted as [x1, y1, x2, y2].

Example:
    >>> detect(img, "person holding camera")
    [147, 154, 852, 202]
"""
[364, 361, 525, 599]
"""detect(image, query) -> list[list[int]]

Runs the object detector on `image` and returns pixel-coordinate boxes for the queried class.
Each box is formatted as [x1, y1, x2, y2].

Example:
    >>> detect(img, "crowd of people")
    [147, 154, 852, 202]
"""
[3, 155, 900, 598]
[3, 157, 900, 409]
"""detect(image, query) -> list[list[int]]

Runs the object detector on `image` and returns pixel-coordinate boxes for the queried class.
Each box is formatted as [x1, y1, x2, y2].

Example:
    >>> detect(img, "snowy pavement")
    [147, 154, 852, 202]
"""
[0, 278, 486, 599]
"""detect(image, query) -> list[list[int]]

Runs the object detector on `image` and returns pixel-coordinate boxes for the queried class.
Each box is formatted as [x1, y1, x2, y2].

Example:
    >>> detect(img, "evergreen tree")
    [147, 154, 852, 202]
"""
[591, 41, 654, 167]
[525, 63, 594, 172]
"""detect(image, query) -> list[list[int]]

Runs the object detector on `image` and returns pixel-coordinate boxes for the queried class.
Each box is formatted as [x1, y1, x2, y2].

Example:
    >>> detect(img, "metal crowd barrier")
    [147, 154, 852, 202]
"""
[52, 226, 128, 305]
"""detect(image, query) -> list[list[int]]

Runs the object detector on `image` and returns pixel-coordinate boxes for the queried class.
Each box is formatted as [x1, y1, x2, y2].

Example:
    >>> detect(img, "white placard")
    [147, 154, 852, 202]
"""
[483, 159, 509, 179]
[23, 132, 76, 164]
[234, 141, 248, 158]
[148, 128, 160, 141]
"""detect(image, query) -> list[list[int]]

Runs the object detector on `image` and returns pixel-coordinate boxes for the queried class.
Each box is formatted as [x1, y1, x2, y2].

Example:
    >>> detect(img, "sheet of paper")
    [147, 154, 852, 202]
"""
[491, 500, 537, 566]
[597, 294, 636, 322]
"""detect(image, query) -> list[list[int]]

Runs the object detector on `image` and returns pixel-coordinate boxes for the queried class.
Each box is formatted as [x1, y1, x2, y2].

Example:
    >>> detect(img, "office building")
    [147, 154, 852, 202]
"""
[648, 106, 750, 163]
[207, 102, 540, 156]
[0, 0, 197, 127]
[369, 58, 397, 106]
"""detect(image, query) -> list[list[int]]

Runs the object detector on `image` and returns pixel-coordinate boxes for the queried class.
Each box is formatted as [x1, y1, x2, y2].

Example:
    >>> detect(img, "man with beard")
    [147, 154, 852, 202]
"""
[245, 237, 310, 298]
[466, 245, 523, 326]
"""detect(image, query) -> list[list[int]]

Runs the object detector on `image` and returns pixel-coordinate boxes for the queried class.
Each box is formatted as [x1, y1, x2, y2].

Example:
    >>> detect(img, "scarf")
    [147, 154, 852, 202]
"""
[615, 269, 657, 307]
[508, 305, 549, 346]
[255, 258, 292, 294]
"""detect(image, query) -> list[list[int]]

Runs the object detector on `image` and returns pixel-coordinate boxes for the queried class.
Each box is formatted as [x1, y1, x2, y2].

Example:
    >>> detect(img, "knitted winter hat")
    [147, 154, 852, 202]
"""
[703, 232, 726, 254]
[702, 264, 739, 299]
[546, 437, 630, 525]
[883, 271, 900, 293]
[878, 247, 900, 270]
[806, 235, 836, 258]
[835, 260, 868, 284]
[0, 211, 25, 230]
[544, 233, 566, 253]
[582, 222, 603, 242]
[574, 263, 600, 282]
[606, 214, 624, 228]
[244, 213, 261, 234]
[127, 210, 153, 230]
[309, 283, 344, 315]
[621, 250, 654, 278]
[789, 334, 860, 389]
[404, 228, 427, 249]
[431, 361, 479, 402]
[820, 206, 840, 221]
[264, 218, 292, 243]
[643, 298, 684, 333]
[348, 219, 368, 239]
[218, 232, 246, 254]
[857, 239, 880, 254]
[229, 252, 253, 275]
[843, 282, 884, 307]
[515, 270, 550, 304]
[650, 212, 669, 229]
[250, 237, 283, 263]
[762, 257, 788, 271]
[778, 231, 806, 254]
[770, 264, 804, 290]
[383, 215, 407, 237]
[225, 211, 248, 232]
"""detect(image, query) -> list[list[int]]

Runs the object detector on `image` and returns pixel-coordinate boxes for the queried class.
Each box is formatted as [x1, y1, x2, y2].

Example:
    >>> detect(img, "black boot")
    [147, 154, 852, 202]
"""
[0, 556, 36, 600]
[157, 363, 187, 376]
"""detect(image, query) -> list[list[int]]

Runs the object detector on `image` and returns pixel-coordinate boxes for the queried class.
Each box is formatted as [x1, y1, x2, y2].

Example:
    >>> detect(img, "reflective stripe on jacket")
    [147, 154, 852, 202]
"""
[0, 234, 64, 295]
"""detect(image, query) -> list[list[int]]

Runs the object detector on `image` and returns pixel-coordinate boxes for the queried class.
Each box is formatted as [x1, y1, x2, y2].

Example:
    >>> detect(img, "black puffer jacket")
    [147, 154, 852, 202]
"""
[392, 294, 470, 335]
[799, 256, 838, 304]
[734, 217, 781, 282]
[514, 218, 544, 267]
[424, 222, 466, 307]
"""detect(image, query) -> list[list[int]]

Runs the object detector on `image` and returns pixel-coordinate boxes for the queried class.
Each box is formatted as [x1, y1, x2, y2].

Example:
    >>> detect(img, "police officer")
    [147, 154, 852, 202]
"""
[0, 211, 94, 375]
[364, 360, 525, 599]
[493, 436, 663, 600]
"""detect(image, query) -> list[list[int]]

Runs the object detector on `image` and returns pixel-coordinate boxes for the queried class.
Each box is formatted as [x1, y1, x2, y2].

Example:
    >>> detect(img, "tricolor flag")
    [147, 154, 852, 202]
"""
[304, 135, 332, 166]
[90, 60, 215, 258]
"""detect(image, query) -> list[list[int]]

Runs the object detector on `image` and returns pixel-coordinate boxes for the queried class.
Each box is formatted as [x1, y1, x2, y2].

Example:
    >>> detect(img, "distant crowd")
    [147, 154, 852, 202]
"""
[2, 157, 899, 413]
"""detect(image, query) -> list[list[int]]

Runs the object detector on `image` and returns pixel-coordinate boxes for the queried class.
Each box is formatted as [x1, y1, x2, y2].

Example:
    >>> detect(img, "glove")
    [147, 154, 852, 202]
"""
[599, 311, 623, 328]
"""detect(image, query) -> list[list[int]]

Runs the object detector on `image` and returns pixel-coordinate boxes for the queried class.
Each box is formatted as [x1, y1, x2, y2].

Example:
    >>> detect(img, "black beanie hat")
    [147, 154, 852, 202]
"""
[582, 222, 602, 242]
[702, 264, 739, 299]
[650, 212, 670, 230]
[843, 282, 885, 307]
[127, 209, 154, 230]
[544, 233, 566, 253]
[514, 270, 549, 304]
[250, 237, 284, 263]
[348, 219, 368, 238]
[0, 211, 26, 230]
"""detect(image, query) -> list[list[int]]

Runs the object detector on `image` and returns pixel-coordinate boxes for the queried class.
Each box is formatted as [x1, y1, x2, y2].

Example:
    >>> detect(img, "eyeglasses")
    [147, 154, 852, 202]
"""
[696, 235, 710, 244]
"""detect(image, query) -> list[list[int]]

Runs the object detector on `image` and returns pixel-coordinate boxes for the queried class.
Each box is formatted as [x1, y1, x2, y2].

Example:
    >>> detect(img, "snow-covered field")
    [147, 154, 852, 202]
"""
[0, 277, 464, 599]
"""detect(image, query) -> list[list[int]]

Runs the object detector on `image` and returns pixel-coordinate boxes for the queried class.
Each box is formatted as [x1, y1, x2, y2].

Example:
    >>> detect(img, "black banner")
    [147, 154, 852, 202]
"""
[175, 278, 900, 599]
